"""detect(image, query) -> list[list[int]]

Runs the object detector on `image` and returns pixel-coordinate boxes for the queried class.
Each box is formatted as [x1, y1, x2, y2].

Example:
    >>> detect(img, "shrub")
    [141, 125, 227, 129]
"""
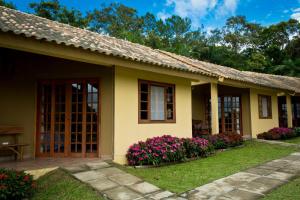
[126, 135, 186, 166]
[203, 133, 244, 149]
[0, 168, 36, 200]
[182, 137, 214, 158]
[294, 127, 300, 136]
[126, 135, 213, 166]
[257, 127, 296, 140]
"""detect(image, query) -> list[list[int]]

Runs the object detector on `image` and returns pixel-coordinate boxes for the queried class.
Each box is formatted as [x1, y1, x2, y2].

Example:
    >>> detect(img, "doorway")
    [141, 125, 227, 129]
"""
[36, 80, 100, 157]
[218, 96, 242, 134]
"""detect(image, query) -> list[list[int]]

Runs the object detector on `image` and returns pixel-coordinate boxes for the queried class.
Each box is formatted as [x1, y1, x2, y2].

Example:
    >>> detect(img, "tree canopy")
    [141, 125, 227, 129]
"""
[1, 0, 300, 77]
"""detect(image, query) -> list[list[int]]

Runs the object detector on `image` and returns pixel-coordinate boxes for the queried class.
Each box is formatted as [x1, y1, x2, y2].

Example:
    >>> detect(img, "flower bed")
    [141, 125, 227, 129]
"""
[201, 133, 244, 149]
[257, 127, 298, 140]
[0, 168, 36, 200]
[126, 135, 214, 166]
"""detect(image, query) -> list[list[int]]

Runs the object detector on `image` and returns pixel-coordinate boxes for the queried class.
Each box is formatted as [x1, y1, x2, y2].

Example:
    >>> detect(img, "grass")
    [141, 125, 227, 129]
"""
[263, 177, 300, 200]
[32, 169, 104, 200]
[117, 141, 298, 194]
[281, 137, 300, 144]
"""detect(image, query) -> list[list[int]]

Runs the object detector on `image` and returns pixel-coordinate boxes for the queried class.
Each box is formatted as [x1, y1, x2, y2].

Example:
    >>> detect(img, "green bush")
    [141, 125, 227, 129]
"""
[294, 127, 300, 136]
[0, 168, 36, 200]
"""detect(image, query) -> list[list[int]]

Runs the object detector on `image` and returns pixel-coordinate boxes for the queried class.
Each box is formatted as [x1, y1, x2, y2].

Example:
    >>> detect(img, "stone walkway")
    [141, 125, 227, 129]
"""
[255, 139, 300, 147]
[64, 151, 300, 200]
[180, 152, 300, 200]
[65, 162, 183, 200]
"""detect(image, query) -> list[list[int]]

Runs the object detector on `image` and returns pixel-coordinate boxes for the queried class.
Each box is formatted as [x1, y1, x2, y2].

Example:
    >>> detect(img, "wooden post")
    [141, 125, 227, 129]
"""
[211, 83, 219, 134]
[286, 95, 293, 128]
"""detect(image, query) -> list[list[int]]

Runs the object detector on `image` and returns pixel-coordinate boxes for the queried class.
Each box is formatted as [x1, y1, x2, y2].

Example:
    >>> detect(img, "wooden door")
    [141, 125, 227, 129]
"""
[218, 96, 242, 134]
[36, 80, 99, 157]
[278, 96, 288, 128]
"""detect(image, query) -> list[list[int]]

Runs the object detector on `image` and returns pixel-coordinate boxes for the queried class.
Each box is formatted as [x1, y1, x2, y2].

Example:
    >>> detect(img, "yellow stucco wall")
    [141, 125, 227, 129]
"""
[249, 88, 279, 137]
[113, 66, 193, 164]
[0, 49, 114, 159]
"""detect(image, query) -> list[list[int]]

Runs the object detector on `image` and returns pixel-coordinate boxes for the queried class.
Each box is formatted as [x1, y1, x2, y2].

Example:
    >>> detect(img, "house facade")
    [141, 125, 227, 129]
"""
[0, 7, 299, 164]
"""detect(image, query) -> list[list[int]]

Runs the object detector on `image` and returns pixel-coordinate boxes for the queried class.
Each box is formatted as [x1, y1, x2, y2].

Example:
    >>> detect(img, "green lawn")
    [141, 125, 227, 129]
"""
[32, 169, 104, 200]
[117, 141, 298, 194]
[281, 137, 300, 144]
[263, 177, 300, 200]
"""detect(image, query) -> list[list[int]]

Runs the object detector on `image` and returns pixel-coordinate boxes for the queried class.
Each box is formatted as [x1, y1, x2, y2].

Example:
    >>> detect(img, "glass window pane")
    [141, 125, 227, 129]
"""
[150, 86, 165, 120]
[261, 97, 269, 117]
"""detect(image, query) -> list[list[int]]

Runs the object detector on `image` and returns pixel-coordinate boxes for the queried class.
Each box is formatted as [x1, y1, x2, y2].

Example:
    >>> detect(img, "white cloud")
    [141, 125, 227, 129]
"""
[291, 7, 300, 22]
[159, 0, 239, 27]
[293, 8, 300, 12]
[157, 10, 171, 21]
[291, 12, 300, 21]
[216, 0, 239, 18]
[283, 9, 289, 14]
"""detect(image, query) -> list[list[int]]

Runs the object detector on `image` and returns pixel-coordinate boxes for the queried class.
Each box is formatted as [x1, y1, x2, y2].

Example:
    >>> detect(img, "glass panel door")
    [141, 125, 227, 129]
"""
[54, 84, 66, 154]
[38, 84, 52, 155]
[71, 83, 83, 154]
[86, 82, 99, 154]
[37, 80, 99, 157]
[219, 96, 242, 134]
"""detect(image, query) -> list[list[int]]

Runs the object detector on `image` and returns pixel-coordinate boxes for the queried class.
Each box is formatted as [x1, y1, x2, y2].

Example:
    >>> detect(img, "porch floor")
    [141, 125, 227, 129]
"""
[0, 157, 108, 171]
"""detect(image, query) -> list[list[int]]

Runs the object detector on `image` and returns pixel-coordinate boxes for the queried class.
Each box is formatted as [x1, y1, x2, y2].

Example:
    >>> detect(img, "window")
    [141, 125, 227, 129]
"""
[258, 95, 272, 119]
[139, 80, 175, 123]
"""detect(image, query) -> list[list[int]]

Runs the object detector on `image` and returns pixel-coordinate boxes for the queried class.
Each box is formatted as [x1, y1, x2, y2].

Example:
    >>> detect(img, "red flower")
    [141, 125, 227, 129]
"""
[23, 175, 30, 182]
[0, 173, 8, 180]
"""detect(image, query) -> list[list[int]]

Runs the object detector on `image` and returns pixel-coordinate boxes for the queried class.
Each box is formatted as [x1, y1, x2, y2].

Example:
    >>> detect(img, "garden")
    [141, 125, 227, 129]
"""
[118, 133, 298, 193]
[0, 168, 104, 200]
[257, 127, 300, 143]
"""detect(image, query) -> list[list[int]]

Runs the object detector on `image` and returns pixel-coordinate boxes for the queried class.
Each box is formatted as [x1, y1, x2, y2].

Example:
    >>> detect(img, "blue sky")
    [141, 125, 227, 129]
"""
[11, 0, 300, 29]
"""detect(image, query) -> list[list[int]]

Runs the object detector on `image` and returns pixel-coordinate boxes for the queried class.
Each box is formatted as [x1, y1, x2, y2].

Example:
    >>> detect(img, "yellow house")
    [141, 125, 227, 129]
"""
[0, 7, 299, 164]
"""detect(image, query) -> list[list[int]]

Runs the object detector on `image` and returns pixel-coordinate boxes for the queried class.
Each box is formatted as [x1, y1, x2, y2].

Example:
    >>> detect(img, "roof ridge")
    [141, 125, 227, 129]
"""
[157, 49, 217, 77]
[1, 6, 300, 93]
[0, 6, 157, 52]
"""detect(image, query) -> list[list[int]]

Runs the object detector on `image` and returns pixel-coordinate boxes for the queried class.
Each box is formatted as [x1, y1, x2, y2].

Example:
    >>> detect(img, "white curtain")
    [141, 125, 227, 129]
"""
[262, 97, 268, 117]
[151, 86, 165, 120]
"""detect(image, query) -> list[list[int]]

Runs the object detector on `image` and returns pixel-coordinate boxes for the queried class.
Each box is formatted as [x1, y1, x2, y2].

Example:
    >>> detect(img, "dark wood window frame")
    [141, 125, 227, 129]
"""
[258, 94, 272, 119]
[138, 80, 176, 123]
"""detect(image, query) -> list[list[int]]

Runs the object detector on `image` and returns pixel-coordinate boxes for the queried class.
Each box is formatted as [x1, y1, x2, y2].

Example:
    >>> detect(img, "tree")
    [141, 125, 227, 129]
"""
[88, 3, 144, 43]
[0, 0, 16, 9]
[29, 0, 88, 28]
[22, 1, 300, 77]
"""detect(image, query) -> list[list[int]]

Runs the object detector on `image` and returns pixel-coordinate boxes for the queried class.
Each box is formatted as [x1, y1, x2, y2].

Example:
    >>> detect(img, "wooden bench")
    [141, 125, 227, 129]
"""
[0, 126, 29, 160]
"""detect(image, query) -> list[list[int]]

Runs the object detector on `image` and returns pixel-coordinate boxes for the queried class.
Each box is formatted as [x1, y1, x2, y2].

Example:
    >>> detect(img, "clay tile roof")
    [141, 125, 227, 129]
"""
[0, 6, 300, 93]
[0, 6, 214, 78]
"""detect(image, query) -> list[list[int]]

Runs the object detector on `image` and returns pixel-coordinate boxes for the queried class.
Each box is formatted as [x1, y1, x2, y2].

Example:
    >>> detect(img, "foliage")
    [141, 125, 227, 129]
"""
[203, 133, 244, 149]
[263, 176, 300, 200]
[0, 0, 15, 9]
[182, 137, 214, 158]
[257, 127, 296, 140]
[120, 141, 297, 194]
[29, 0, 88, 28]
[6, 1, 300, 77]
[0, 168, 35, 200]
[126, 135, 213, 166]
[294, 127, 300, 136]
[32, 169, 104, 200]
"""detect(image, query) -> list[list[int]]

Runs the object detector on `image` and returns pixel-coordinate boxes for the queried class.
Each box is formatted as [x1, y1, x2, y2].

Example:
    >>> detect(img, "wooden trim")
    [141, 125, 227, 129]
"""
[50, 81, 55, 157]
[258, 94, 272, 119]
[138, 79, 176, 124]
[65, 84, 72, 156]
[218, 95, 243, 135]
[98, 80, 101, 158]
[82, 80, 87, 158]
[35, 84, 41, 156]
[35, 78, 100, 158]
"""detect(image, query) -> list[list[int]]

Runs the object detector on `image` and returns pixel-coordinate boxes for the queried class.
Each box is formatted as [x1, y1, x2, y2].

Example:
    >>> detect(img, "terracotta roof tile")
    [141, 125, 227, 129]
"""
[0, 6, 299, 93]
